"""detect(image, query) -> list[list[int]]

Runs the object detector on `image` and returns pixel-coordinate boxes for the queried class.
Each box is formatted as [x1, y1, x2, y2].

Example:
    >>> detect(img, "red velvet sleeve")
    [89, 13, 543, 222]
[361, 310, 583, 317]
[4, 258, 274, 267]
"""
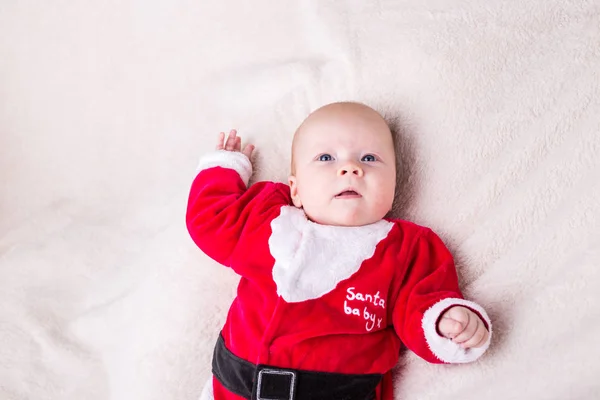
[392, 228, 492, 364]
[186, 151, 289, 277]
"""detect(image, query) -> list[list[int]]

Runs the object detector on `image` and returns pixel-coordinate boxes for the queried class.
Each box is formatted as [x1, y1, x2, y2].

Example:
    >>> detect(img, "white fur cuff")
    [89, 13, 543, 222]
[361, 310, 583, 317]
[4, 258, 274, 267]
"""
[422, 298, 492, 364]
[196, 150, 253, 187]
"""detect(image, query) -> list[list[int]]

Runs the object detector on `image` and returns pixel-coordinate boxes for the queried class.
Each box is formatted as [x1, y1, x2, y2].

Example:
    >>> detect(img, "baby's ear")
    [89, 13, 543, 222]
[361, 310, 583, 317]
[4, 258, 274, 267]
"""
[288, 176, 302, 208]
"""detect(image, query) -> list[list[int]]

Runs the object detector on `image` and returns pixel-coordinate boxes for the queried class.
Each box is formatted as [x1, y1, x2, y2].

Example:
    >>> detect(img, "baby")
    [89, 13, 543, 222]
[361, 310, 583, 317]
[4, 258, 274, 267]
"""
[187, 102, 492, 400]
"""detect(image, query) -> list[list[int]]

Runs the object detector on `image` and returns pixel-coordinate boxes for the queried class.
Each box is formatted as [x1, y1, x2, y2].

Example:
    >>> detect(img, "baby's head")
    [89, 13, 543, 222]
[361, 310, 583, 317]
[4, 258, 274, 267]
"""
[289, 102, 396, 227]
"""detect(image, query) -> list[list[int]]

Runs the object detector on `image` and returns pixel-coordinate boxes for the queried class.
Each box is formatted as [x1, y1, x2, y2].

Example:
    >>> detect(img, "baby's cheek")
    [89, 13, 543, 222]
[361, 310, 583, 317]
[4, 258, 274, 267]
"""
[374, 187, 394, 208]
[302, 189, 328, 216]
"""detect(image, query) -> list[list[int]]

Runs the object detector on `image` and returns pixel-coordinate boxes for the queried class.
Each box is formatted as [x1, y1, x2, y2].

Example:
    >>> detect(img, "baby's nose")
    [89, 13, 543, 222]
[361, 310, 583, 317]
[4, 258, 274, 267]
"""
[338, 163, 364, 177]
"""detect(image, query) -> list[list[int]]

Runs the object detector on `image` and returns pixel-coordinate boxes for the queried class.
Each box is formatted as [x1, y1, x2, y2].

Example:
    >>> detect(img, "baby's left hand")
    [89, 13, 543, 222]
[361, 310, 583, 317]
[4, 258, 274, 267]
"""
[437, 306, 489, 349]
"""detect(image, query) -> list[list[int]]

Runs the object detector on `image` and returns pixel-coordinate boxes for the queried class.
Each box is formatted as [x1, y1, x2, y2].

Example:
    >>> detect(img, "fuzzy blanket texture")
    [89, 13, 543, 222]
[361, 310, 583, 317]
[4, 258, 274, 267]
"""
[1, 1, 599, 399]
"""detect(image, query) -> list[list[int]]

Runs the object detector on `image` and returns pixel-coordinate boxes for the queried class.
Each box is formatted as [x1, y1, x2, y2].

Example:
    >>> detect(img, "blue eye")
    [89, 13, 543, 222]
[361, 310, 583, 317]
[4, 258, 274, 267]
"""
[318, 154, 333, 161]
[361, 154, 377, 162]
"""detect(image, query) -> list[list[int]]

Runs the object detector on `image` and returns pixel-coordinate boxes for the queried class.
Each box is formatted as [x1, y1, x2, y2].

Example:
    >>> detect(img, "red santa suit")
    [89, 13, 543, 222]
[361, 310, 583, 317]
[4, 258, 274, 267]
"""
[187, 150, 492, 400]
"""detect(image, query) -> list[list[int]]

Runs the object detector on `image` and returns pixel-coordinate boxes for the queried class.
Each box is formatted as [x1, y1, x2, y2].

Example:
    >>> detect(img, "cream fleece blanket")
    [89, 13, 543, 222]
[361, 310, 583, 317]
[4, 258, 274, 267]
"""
[1, 1, 599, 399]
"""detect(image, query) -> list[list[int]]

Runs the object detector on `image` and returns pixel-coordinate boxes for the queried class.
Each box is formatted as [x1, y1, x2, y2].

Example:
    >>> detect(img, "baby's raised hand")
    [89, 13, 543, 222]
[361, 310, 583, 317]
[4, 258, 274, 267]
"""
[217, 129, 255, 159]
[437, 306, 489, 349]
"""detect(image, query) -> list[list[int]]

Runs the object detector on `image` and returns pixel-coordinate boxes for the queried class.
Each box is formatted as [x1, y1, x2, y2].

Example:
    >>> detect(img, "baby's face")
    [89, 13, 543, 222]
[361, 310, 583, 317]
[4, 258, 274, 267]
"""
[289, 104, 396, 226]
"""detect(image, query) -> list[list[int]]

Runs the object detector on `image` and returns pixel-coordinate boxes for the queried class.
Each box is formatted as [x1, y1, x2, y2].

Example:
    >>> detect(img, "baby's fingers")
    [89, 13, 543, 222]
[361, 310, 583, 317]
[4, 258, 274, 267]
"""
[216, 132, 225, 150]
[216, 129, 253, 157]
[452, 313, 478, 344]
[225, 129, 238, 151]
[438, 316, 465, 339]
[242, 144, 255, 159]
[459, 325, 489, 349]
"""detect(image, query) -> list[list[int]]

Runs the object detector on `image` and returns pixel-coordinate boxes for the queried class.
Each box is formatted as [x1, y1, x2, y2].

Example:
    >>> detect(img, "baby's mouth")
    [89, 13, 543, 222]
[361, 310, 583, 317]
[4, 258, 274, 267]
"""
[335, 189, 362, 199]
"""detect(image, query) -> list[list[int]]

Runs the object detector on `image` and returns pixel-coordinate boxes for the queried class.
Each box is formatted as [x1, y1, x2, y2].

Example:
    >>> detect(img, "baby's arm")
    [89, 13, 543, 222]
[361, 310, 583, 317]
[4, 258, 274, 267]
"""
[186, 130, 287, 273]
[391, 228, 492, 364]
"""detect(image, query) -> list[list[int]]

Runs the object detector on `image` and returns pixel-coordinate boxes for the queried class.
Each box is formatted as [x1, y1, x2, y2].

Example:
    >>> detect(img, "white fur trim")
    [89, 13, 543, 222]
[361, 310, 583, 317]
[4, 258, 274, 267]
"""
[422, 298, 492, 363]
[198, 377, 213, 400]
[269, 206, 394, 302]
[196, 150, 253, 187]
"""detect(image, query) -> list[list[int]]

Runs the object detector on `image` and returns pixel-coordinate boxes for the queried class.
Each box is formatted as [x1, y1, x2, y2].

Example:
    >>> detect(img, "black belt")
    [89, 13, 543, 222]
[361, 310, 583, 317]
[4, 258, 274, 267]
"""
[212, 334, 382, 400]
